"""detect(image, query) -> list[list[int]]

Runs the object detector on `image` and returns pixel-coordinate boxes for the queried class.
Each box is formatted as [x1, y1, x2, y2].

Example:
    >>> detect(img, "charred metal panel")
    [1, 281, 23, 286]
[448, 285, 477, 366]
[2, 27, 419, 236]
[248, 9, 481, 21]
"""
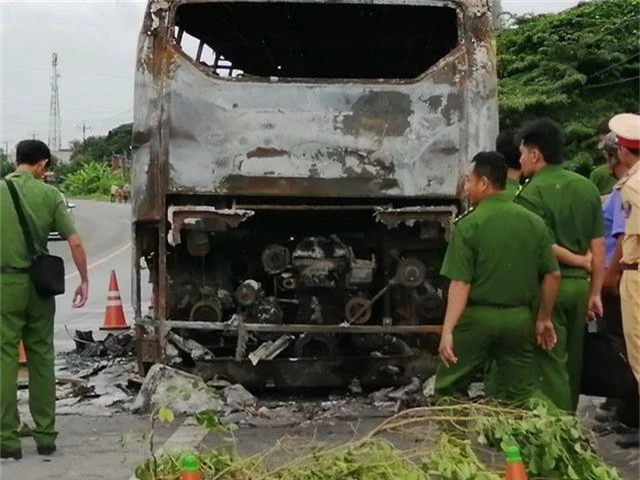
[167, 205, 255, 245]
[165, 48, 468, 198]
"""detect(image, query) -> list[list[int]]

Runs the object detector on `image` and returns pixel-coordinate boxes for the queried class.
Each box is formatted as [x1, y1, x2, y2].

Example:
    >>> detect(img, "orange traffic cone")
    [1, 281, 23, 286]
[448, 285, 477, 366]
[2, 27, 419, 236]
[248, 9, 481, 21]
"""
[101, 270, 130, 330]
[504, 445, 528, 480]
[18, 341, 27, 365]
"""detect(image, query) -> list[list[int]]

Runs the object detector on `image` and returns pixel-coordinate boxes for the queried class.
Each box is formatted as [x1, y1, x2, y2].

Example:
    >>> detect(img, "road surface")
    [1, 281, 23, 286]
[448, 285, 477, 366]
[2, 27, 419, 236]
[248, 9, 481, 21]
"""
[1, 201, 637, 479]
[48, 200, 146, 352]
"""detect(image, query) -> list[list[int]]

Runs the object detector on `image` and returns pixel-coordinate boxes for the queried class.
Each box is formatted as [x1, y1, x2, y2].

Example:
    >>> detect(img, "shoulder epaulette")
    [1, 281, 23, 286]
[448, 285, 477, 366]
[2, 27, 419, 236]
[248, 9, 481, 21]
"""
[513, 178, 531, 200]
[454, 206, 475, 224]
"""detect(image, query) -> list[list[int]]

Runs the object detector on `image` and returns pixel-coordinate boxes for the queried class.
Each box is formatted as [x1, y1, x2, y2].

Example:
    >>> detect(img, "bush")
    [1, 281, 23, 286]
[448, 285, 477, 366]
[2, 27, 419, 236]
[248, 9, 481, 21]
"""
[61, 162, 126, 197]
[0, 159, 15, 179]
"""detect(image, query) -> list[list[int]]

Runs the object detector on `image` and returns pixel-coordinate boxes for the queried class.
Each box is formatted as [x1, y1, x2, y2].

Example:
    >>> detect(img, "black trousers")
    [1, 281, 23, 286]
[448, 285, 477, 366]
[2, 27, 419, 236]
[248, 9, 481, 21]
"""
[603, 293, 639, 427]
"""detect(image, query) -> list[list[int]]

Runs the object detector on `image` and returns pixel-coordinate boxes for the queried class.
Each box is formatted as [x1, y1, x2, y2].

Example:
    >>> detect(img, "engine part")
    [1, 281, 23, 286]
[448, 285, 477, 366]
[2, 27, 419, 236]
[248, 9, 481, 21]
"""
[235, 280, 261, 306]
[292, 236, 351, 288]
[189, 300, 222, 323]
[248, 334, 294, 366]
[279, 272, 297, 290]
[395, 258, 427, 288]
[255, 297, 284, 324]
[414, 288, 445, 322]
[186, 230, 210, 257]
[345, 296, 372, 324]
[385, 336, 413, 356]
[293, 333, 338, 359]
[261, 244, 291, 274]
[347, 257, 376, 287]
[217, 289, 235, 311]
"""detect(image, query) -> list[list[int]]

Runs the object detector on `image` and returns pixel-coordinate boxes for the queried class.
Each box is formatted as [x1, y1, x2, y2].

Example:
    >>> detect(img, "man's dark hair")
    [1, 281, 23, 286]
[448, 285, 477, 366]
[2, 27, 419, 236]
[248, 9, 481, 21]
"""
[596, 118, 610, 136]
[16, 139, 52, 166]
[516, 118, 564, 165]
[471, 151, 507, 190]
[495, 130, 521, 170]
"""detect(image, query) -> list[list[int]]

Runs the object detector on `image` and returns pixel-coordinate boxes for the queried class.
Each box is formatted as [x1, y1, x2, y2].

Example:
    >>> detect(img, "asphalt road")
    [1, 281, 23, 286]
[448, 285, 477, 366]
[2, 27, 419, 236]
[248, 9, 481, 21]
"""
[47, 199, 147, 352]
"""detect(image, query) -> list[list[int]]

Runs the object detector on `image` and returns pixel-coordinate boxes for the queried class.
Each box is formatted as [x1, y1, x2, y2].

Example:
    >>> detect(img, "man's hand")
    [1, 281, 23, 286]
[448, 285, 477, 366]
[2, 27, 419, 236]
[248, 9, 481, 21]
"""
[536, 317, 557, 351]
[72, 281, 89, 308]
[588, 294, 604, 320]
[438, 333, 457, 367]
[583, 250, 593, 273]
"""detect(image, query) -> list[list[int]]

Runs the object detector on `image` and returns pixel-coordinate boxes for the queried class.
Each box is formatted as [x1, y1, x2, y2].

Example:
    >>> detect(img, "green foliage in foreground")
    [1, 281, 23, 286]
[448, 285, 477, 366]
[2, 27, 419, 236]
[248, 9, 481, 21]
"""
[61, 161, 126, 197]
[133, 399, 620, 480]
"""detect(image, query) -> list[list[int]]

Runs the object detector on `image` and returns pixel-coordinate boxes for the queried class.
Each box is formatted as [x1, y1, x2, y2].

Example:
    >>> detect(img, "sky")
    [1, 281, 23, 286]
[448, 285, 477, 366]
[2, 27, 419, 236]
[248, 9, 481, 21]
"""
[0, 0, 581, 153]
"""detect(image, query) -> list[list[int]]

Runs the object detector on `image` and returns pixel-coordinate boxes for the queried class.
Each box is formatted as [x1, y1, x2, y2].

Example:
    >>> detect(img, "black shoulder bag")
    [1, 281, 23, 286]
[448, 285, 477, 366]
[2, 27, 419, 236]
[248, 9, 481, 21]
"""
[5, 179, 65, 298]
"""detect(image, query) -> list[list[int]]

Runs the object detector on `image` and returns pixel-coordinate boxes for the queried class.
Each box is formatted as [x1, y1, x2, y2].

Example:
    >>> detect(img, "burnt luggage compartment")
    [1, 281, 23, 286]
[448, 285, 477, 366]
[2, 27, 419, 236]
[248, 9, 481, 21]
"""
[132, 0, 499, 388]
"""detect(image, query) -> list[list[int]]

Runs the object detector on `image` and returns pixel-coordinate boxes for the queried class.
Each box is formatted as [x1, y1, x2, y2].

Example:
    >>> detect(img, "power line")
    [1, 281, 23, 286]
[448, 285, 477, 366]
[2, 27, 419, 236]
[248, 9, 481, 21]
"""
[2, 61, 133, 80]
[585, 75, 640, 89]
[587, 51, 640, 80]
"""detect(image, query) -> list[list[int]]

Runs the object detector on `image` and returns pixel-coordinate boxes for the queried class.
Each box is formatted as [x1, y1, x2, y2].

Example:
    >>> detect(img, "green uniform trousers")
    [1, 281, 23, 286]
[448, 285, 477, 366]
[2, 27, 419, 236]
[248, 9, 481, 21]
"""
[435, 305, 535, 403]
[534, 277, 589, 412]
[0, 274, 57, 449]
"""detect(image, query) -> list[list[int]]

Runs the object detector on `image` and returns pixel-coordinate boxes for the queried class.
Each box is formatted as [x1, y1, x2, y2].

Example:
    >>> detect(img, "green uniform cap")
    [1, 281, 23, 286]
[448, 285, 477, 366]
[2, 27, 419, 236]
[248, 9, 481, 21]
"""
[182, 455, 199, 472]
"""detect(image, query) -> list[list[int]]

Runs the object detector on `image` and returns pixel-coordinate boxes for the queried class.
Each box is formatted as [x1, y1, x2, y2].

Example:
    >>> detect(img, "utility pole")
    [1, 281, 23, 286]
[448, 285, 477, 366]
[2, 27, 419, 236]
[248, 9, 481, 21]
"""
[77, 122, 92, 142]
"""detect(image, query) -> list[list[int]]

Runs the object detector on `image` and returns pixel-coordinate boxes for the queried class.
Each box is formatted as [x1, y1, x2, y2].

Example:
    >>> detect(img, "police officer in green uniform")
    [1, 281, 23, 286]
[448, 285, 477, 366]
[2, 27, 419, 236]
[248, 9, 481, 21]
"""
[435, 152, 561, 402]
[589, 119, 618, 196]
[1, 140, 89, 460]
[496, 130, 522, 199]
[514, 119, 605, 412]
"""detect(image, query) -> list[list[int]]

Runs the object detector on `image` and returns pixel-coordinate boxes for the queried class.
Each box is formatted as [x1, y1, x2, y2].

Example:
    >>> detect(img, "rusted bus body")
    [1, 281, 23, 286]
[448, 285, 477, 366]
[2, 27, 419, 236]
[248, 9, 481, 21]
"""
[132, 0, 499, 387]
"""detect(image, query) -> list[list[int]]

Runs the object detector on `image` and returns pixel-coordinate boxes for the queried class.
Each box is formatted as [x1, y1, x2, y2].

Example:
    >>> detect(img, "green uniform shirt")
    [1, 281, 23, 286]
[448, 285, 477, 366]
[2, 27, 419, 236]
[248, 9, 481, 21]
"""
[440, 192, 558, 307]
[515, 165, 604, 277]
[1, 170, 77, 269]
[589, 164, 617, 195]
[505, 178, 521, 199]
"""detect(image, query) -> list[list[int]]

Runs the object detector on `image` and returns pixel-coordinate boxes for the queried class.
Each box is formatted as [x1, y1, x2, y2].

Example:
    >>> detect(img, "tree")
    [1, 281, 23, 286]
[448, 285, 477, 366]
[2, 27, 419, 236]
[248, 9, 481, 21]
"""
[497, 0, 640, 175]
[70, 122, 133, 163]
[0, 149, 15, 178]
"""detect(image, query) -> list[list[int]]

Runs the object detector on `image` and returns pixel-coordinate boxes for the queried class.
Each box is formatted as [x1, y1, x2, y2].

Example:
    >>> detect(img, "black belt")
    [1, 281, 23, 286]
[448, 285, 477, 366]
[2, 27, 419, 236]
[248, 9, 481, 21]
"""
[622, 263, 640, 271]
[0, 266, 30, 274]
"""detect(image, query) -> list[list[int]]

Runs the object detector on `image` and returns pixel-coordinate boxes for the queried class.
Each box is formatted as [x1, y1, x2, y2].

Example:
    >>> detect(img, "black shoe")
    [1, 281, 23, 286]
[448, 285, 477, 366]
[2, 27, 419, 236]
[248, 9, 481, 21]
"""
[593, 420, 622, 435]
[36, 444, 56, 456]
[615, 431, 640, 449]
[600, 398, 619, 412]
[595, 410, 618, 423]
[0, 447, 22, 460]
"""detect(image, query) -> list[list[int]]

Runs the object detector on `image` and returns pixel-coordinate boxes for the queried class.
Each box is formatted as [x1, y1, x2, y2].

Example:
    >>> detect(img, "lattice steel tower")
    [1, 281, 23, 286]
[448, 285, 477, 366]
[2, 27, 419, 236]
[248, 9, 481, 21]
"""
[48, 52, 61, 150]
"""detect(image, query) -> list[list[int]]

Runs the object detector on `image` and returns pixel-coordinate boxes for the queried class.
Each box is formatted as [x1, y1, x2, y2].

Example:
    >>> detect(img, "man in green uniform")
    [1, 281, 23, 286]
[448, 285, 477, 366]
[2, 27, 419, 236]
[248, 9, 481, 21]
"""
[589, 119, 617, 195]
[482, 130, 524, 396]
[496, 130, 522, 198]
[1, 140, 89, 459]
[514, 119, 605, 412]
[435, 151, 560, 403]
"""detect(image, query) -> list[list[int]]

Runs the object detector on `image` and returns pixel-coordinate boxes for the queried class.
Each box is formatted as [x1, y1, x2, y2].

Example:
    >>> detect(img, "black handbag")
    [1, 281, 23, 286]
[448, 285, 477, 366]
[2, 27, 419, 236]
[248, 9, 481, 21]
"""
[581, 326, 638, 399]
[4, 179, 65, 298]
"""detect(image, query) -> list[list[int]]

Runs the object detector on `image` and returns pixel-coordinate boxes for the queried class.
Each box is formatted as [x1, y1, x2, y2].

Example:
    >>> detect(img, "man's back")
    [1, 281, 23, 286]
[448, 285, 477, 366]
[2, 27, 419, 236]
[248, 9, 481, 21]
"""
[515, 165, 604, 259]
[0, 170, 76, 269]
[589, 164, 617, 195]
[441, 192, 557, 308]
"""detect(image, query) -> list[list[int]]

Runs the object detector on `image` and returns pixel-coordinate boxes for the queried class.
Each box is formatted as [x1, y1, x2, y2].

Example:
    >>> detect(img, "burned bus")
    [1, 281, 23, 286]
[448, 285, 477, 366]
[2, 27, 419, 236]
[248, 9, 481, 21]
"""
[131, 0, 499, 388]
